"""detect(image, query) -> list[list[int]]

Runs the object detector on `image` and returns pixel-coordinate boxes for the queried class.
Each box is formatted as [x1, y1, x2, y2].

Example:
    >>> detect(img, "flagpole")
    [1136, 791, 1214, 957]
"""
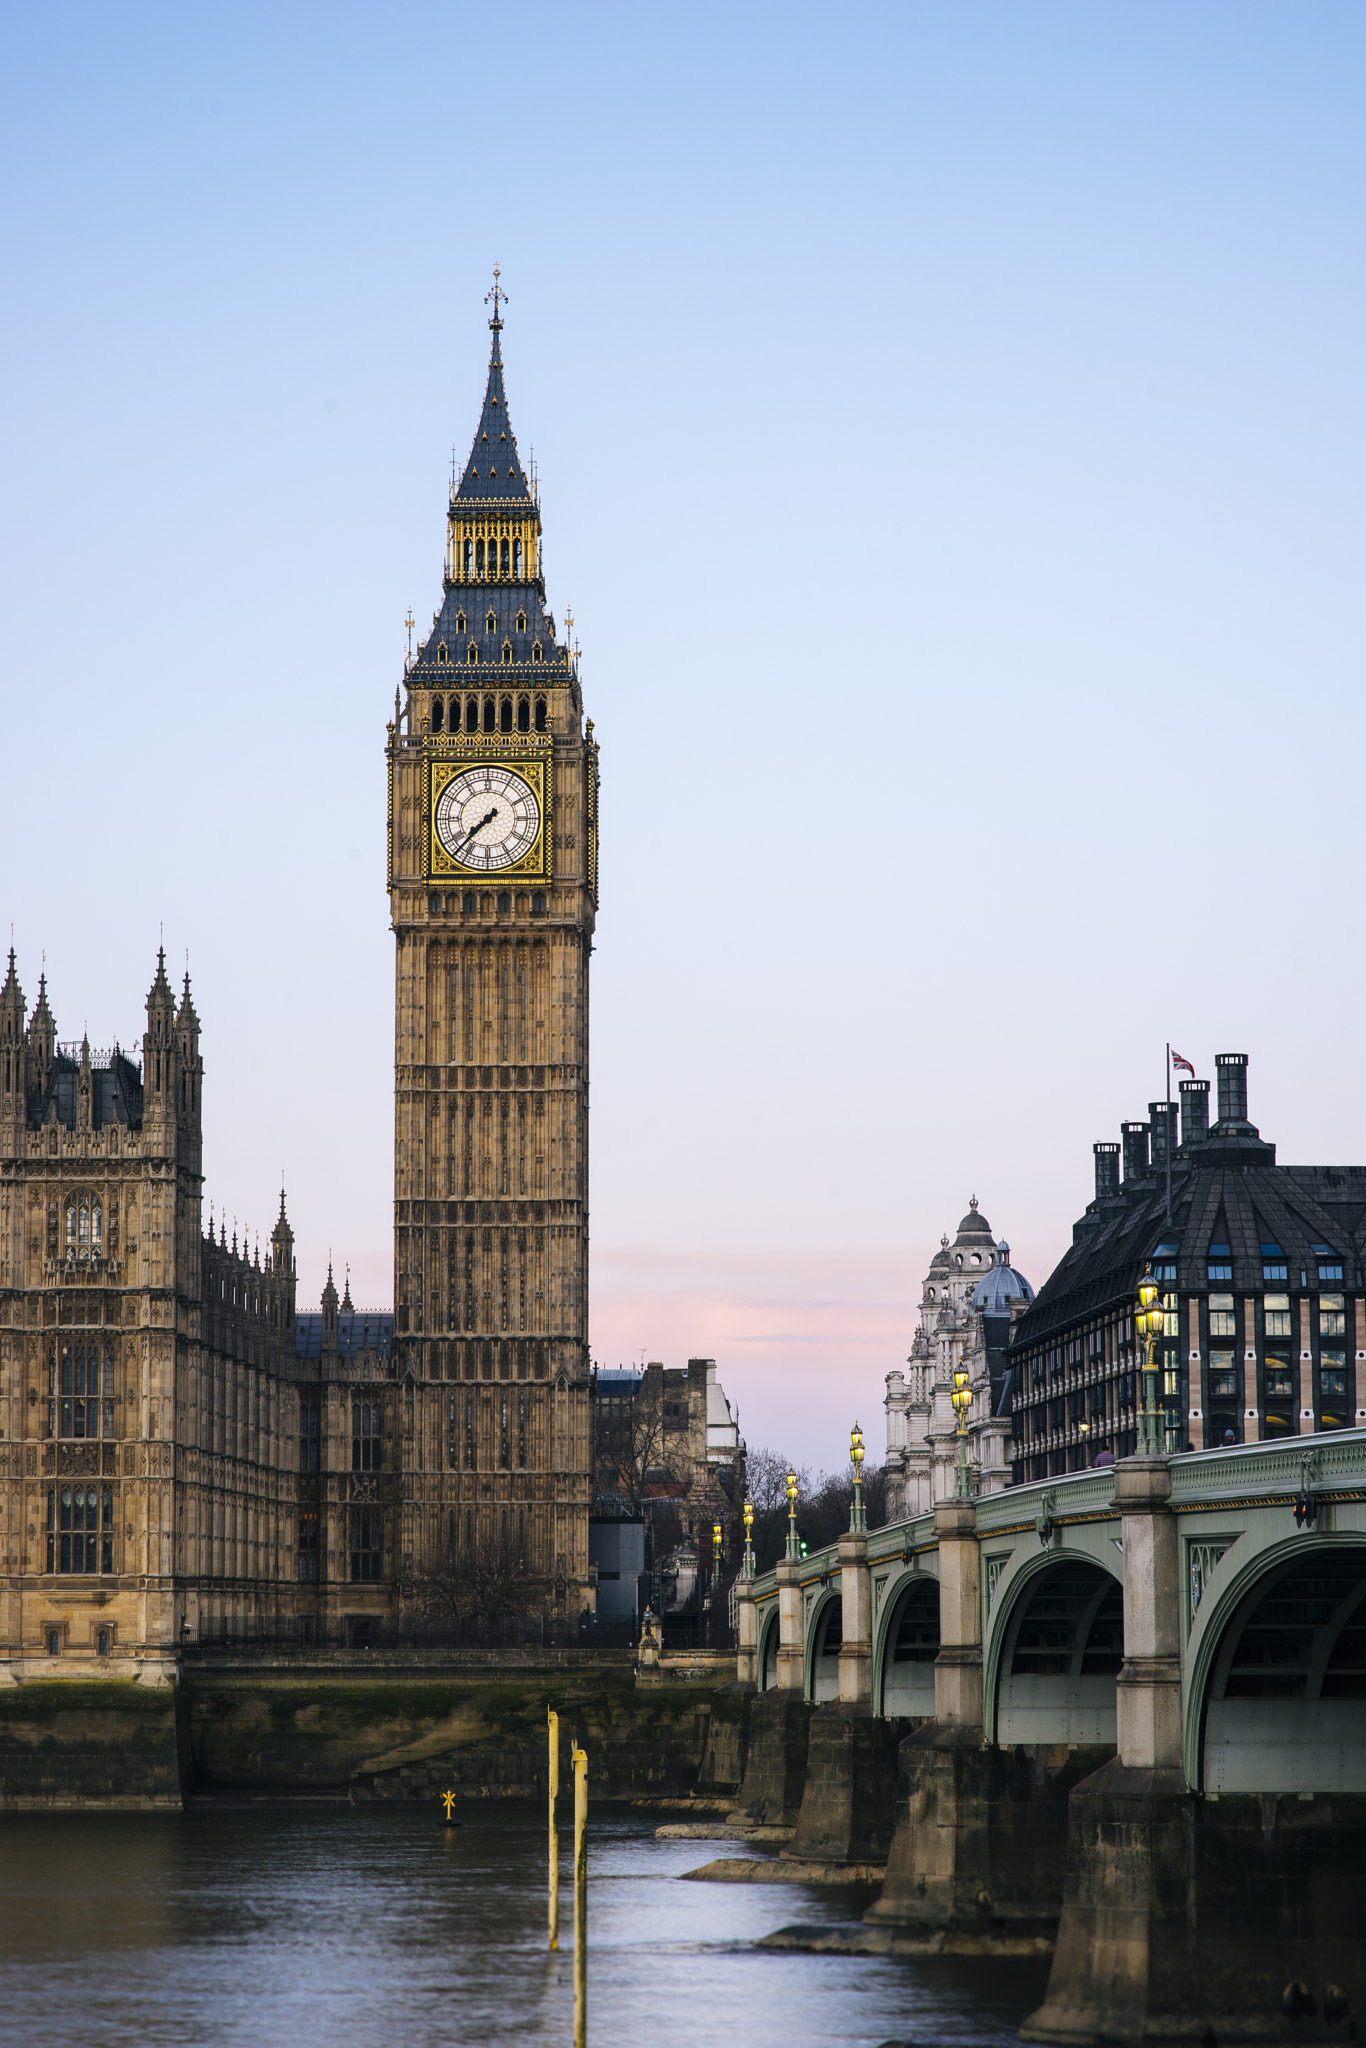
[1165, 1042, 1173, 1225]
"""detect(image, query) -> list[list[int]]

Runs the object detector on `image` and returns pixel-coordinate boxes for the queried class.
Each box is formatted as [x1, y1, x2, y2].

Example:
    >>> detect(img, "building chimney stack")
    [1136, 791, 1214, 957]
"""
[1093, 1142, 1120, 1201]
[1148, 1101, 1178, 1175]
[1122, 1121, 1150, 1181]
[1215, 1053, 1249, 1126]
[1180, 1077, 1210, 1148]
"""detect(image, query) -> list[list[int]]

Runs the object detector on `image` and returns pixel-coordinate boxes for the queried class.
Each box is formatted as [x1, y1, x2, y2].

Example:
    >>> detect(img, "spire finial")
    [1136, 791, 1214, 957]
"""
[485, 263, 506, 327]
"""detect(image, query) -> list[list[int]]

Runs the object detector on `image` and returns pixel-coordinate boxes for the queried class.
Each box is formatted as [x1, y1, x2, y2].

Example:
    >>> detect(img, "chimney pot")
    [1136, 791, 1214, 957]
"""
[1179, 1077, 1210, 1147]
[1093, 1142, 1120, 1201]
[1215, 1053, 1249, 1126]
[1148, 1101, 1178, 1174]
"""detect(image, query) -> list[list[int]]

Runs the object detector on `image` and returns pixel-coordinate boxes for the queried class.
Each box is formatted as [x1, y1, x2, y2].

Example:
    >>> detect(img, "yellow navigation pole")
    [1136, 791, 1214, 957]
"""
[547, 1707, 560, 1951]
[572, 1742, 588, 2048]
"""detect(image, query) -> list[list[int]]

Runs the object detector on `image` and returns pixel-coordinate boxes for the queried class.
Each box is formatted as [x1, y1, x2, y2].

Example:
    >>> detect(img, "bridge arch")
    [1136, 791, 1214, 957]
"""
[1185, 1536, 1366, 1794]
[873, 1570, 940, 1719]
[985, 1548, 1124, 1747]
[757, 1601, 780, 1690]
[803, 1584, 842, 1702]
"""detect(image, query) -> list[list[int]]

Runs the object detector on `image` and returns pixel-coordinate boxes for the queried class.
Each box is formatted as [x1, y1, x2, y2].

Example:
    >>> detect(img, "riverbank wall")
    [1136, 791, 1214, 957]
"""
[0, 1650, 733, 1809]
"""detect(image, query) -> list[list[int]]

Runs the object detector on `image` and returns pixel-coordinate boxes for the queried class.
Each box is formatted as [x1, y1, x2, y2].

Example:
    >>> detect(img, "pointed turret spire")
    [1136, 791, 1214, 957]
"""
[147, 945, 174, 1009]
[1, 946, 21, 1010]
[176, 968, 199, 1031]
[452, 268, 535, 507]
[341, 1263, 354, 1314]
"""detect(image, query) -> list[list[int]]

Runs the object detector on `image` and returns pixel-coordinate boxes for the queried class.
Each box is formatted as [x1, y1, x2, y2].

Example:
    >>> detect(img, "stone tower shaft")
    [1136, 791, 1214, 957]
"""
[385, 290, 599, 1607]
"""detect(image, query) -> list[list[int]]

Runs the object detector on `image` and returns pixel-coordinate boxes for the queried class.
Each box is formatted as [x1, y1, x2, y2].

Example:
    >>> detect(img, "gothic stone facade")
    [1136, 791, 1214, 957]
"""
[0, 301, 598, 1674]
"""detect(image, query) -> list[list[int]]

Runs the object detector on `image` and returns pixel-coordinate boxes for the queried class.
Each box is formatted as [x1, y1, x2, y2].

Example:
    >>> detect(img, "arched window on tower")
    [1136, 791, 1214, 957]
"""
[486, 611, 496, 633]
[500, 537, 510, 575]
[456, 611, 467, 634]
[534, 697, 548, 733]
[532, 642, 543, 664]
[431, 698, 444, 734]
[475, 538, 485, 575]
[513, 539, 522, 577]
[450, 698, 462, 733]
[516, 610, 526, 634]
[517, 696, 530, 732]
[437, 641, 449, 666]
[467, 644, 479, 666]
[501, 643, 512, 667]
[462, 541, 472, 578]
[500, 698, 513, 733]
[483, 698, 496, 734]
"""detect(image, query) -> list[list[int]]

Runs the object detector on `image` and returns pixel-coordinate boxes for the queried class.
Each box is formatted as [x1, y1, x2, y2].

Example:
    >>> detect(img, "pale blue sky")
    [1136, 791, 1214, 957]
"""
[3, 4, 1363, 1469]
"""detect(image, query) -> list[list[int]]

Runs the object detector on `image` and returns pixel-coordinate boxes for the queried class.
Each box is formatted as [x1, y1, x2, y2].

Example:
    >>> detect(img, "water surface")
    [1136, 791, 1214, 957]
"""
[0, 1805, 1046, 2047]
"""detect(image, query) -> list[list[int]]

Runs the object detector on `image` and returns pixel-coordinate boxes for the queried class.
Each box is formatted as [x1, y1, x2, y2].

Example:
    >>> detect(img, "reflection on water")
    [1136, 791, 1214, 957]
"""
[0, 1806, 1045, 2047]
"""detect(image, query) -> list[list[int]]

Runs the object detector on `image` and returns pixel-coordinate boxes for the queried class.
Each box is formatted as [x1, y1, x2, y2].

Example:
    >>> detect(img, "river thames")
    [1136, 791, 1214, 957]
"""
[0, 1805, 1047, 2047]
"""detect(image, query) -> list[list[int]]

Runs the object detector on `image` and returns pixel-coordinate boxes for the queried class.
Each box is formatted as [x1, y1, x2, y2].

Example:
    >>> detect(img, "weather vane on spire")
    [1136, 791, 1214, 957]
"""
[485, 263, 507, 325]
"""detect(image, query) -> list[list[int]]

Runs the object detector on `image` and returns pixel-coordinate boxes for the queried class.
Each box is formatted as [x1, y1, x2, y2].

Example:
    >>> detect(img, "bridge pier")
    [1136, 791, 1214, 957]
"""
[736, 1577, 758, 1688]
[1024, 1458, 1366, 2042]
[733, 1557, 809, 1825]
[784, 1529, 903, 1866]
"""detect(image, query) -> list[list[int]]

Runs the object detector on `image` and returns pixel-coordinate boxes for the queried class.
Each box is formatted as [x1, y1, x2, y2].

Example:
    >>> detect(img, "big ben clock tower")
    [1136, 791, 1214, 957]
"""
[386, 275, 599, 1607]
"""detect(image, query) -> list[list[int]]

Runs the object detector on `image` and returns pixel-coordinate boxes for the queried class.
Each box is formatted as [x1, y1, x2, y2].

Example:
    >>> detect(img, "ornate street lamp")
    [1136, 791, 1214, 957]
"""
[712, 1519, 723, 1591]
[850, 1421, 867, 1532]
[785, 1467, 800, 1560]
[951, 1365, 975, 1497]
[1136, 1263, 1166, 1457]
[742, 1497, 755, 1579]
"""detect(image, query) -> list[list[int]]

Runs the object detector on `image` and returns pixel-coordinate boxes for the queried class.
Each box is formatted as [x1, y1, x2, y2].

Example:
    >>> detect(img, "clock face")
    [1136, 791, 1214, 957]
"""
[433, 764, 542, 872]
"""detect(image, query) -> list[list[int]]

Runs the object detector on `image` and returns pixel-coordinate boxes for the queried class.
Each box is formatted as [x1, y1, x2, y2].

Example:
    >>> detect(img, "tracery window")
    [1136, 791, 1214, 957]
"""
[349, 1512, 381, 1582]
[299, 1392, 320, 1472]
[513, 540, 522, 577]
[517, 696, 530, 732]
[352, 1400, 382, 1472]
[432, 698, 444, 734]
[65, 1197, 103, 1261]
[297, 1512, 319, 1582]
[49, 1339, 115, 1439]
[534, 697, 547, 732]
[47, 1486, 113, 1574]
[475, 538, 485, 575]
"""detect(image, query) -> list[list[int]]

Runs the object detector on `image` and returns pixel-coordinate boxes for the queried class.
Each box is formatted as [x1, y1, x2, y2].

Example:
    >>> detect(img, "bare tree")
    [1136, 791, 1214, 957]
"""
[405, 1533, 552, 1623]
[744, 1446, 889, 1572]
[594, 1374, 667, 1512]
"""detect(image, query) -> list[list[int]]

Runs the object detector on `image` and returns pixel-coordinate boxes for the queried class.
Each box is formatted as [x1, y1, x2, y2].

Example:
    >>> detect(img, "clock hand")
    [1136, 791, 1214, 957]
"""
[457, 806, 501, 850]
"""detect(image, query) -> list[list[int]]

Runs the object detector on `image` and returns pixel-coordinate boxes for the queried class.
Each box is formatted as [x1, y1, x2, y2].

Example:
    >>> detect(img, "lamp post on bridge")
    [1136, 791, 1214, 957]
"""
[951, 1365, 976, 1497]
[784, 1467, 800, 1561]
[850, 1422, 867, 1532]
[741, 1497, 755, 1579]
[711, 1519, 723, 1594]
[1136, 1263, 1167, 1457]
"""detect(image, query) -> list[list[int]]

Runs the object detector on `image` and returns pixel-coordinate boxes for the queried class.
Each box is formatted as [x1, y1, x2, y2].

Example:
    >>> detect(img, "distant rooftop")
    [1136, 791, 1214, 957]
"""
[294, 1312, 394, 1363]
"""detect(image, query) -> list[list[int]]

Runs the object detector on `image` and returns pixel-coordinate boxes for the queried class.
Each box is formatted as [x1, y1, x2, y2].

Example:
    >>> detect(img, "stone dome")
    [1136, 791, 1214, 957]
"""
[954, 1196, 994, 1244]
[972, 1239, 1035, 1314]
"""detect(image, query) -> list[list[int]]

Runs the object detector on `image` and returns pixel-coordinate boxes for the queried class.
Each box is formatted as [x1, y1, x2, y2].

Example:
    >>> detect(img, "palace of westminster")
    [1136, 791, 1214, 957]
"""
[4, 293, 1363, 1679]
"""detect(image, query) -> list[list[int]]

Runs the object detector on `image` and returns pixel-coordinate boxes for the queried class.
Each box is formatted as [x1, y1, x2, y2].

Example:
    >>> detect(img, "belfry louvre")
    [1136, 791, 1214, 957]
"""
[1008, 1055, 1366, 1481]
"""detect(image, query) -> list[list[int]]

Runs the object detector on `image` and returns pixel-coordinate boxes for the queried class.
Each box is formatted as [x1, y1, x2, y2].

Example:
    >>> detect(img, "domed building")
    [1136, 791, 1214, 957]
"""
[884, 1199, 1033, 1516]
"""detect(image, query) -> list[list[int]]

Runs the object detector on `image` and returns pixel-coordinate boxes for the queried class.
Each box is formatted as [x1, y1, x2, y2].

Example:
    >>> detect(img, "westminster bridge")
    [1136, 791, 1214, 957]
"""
[728, 1431, 1366, 2044]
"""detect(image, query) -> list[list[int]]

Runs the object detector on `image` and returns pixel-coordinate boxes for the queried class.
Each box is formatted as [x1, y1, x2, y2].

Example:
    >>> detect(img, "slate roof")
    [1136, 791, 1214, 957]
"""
[452, 310, 534, 505]
[409, 308, 570, 680]
[29, 1048, 143, 1131]
[294, 1312, 395, 1364]
[1012, 1106, 1366, 1348]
